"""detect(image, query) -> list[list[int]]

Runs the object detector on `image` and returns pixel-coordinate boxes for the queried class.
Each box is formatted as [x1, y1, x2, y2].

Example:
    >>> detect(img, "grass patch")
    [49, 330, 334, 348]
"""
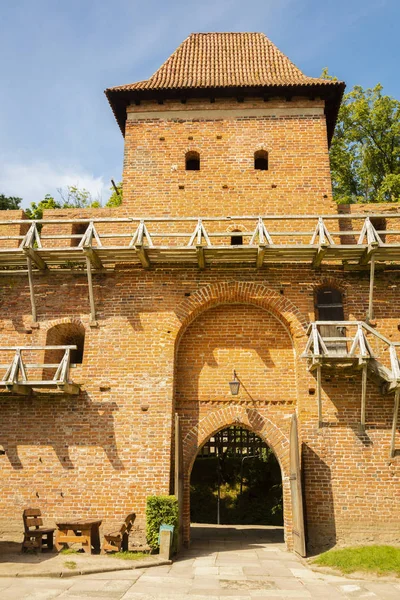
[109, 551, 149, 561]
[60, 548, 79, 554]
[64, 560, 77, 570]
[313, 545, 400, 576]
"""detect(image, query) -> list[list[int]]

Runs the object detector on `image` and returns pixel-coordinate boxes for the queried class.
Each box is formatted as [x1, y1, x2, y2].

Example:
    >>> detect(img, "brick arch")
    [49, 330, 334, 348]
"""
[181, 406, 293, 548]
[40, 316, 86, 334]
[183, 406, 289, 474]
[171, 281, 308, 354]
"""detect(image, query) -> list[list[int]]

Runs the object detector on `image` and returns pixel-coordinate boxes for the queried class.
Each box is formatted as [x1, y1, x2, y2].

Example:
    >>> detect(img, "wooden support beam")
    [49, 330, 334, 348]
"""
[360, 364, 367, 432]
[58, 383, 80, 395]
[23, 247, 47, 270]
[85, 257, 97, 323]
[135, 244, 150, 269]
[26, 257, 37, 323]
[8, 384, 32, 396]
[256, 245, 266, 268]
[83, 247, 103, 270]
[383, 379, 400, 395]
[359, 242, 378, 266]
[317, 364, 322, 427]
[196, 245, 205, 270]
[312, 244, 328, 268]
[390, 390, 400, 458]
[367, 256, 376, 321]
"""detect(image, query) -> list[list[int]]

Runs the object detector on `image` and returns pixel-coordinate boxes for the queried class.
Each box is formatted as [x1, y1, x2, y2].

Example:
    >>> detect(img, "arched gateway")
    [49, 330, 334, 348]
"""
[174, 298, 305, 552]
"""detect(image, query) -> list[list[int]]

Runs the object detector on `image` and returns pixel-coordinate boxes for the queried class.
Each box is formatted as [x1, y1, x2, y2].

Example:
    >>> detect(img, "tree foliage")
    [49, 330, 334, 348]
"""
[105, 181, 122, 207]
[329, 80, 400, 203]
[25, 186, 101, 220]
[0, 194, 22, 210]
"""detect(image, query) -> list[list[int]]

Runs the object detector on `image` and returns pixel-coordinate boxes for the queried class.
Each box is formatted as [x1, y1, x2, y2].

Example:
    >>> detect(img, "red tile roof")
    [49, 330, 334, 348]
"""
[108, 33, 339, 92]
[105, 33, 345, 143]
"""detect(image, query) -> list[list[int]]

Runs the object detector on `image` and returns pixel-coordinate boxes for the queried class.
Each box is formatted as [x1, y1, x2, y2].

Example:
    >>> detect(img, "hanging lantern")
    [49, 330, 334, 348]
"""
[229, 370, 240, 396]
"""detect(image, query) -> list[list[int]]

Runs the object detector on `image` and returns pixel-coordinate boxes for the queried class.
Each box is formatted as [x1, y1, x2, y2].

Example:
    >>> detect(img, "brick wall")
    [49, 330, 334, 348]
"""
[0, 96, 398, 554]
[0, 267, 399, 550]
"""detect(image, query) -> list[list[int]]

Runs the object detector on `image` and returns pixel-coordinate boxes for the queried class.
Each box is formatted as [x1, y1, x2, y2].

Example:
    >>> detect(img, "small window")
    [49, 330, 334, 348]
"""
[71, 223, 87, 247]
[370, 217, 386, 243]
[254, 150, 268, 171]
[185, 151, 200, 171]
[316, 288, 344, 321]
[230, 230, 243, 245]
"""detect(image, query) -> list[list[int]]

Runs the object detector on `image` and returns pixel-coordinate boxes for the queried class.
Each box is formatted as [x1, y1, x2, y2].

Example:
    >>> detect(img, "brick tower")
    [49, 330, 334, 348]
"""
[0, 33, 399, 555]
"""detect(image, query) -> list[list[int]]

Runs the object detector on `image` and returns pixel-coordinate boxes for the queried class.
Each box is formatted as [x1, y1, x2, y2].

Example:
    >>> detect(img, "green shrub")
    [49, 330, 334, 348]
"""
[146, 495, 179, 551]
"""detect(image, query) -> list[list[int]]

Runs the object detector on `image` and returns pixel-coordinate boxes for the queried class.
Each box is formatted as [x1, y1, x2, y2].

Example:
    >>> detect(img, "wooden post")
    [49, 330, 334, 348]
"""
[390, 390, 400, 458]
[174, 414, 184, 551]
[317, 364, 322, 428]
[367, 256, 375, 322]
[26, 257, 37, 323]
[361, 364, 367, 432]
[85, 257, 97, 323]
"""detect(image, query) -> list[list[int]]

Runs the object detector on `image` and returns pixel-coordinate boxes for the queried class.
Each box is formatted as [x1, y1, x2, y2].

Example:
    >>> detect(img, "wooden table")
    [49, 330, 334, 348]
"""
[55, 519, 102, 554]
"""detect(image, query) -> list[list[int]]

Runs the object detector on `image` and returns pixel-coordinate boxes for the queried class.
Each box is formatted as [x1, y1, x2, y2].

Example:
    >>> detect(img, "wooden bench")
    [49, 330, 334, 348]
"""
[22, 508, 55, 552]
[101, 513, 136, 553]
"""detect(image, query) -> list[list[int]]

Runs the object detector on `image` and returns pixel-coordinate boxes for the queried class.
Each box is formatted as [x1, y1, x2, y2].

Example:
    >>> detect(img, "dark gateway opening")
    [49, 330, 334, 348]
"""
[190, 426, 283, 526]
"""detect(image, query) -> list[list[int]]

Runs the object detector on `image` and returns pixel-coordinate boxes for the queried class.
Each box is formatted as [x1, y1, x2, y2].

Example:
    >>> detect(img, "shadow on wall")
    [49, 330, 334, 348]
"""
[0, 396, 124, 471]
[302, 443, 336, 554]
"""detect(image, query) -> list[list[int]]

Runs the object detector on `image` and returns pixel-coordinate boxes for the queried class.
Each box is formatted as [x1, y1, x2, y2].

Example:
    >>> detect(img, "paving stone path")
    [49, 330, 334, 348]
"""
[0, 524, 399, 599]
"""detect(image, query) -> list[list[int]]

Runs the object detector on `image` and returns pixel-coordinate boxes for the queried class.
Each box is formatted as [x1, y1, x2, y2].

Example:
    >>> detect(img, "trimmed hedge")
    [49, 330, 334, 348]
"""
[146, 495, 179, 551]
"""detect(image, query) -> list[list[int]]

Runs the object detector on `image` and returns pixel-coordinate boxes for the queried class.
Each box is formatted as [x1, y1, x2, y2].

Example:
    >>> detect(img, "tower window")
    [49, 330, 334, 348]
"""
[230, 229, 243, 245]
[185, 151, 200, 171]
[254, 150, 269, 171]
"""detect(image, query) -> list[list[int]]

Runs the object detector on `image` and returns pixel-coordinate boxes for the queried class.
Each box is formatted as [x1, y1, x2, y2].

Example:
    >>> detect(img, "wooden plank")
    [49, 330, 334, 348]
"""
[83, 247, 103, 270]
[390, 390, 400, 458]
[312, 244, 328, 268]
[8, 384, 32, 396]
[135, 245, 150, 268]
[360, 364, 367, 431]
[85, 257, 97, 323]
[317, 364, 322, 427]
[26, 257, 37, 323]
[23, 248, 47, 270]
[58, 383, 80, 395]
[359, 242, 378, 266]
[289, 414, 306, 557]
[367, 256, 376, 321]
[256, 245, 266, 268]
[196, 246, 205, 270]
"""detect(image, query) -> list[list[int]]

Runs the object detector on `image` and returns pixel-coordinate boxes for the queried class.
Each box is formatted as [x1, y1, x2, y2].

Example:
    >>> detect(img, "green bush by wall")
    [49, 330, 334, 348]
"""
[146, 495, 179, 551]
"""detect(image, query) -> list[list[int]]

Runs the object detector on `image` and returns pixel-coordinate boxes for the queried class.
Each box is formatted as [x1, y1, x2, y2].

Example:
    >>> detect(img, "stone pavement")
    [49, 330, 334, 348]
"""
[0, 524, 399, 599]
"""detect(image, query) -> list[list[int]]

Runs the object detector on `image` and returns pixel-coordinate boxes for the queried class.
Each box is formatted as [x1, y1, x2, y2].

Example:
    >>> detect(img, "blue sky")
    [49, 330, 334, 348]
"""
[0, 0, 398, 207]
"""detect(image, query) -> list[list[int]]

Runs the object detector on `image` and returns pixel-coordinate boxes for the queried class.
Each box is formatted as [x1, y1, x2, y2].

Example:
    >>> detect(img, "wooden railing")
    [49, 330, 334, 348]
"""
[0, 346, 80, 395]
[1, 212, 399, 324]
[302, 321, 400, 456]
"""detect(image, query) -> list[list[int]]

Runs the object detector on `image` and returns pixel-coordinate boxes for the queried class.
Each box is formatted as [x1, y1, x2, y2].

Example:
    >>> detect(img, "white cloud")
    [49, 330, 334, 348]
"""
[0, 160, 109, 208]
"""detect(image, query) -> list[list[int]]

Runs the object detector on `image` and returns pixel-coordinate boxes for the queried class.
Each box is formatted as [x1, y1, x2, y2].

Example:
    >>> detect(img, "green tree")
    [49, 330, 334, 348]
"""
[327, 79, 400, 203]
[25, 186, 102, 220]
[25, 195, 61, 220]
[105, 181, 122, 207]
[0, 194, 22, 210]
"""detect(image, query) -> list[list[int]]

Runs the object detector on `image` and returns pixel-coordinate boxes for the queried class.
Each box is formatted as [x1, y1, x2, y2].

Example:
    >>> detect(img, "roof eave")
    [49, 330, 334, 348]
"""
[105, 81, 345, 145]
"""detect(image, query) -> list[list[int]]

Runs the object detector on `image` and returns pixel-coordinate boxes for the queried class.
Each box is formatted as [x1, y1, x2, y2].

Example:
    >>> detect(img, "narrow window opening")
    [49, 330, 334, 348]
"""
[370, 217, 386, 243]
[230, 229, 243, 245]
[44, 323, 85, 373]
[254, 150, 269, 171]
[71, 223, 87, 247]
[316, 287, 345, 355]
[185, 151, 200, 171]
